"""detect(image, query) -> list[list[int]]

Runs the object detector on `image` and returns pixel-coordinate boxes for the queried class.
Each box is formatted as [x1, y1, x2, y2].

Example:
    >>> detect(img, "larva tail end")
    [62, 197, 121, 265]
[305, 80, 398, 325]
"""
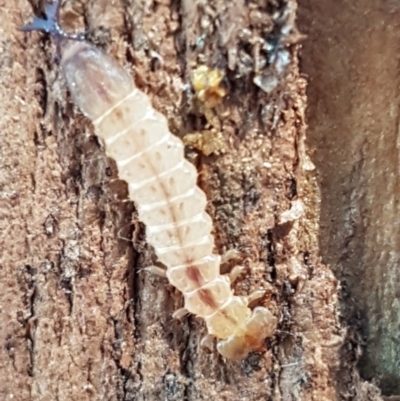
[216, 307, 277, 360]
[20, 0, 84, 42]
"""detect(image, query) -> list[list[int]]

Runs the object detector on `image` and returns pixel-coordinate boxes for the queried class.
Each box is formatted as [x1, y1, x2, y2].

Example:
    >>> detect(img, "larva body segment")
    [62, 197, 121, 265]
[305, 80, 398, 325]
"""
[22, 4, 277, 359]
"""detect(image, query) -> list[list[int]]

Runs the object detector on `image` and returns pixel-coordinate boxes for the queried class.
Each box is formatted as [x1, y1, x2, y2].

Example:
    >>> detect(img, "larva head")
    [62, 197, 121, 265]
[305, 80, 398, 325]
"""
[216, 307, 277, 360]
[60, 42, 135, 120]
[21, 0, 135, 120]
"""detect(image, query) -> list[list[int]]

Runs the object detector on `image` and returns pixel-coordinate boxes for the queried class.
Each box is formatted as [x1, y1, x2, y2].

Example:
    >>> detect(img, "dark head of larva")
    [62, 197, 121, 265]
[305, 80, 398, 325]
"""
[21, 0, 135, 121]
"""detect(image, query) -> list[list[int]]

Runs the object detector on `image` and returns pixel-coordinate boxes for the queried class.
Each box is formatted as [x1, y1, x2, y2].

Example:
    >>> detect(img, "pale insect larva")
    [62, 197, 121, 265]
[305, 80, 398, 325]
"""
[22, 0, 277, 359]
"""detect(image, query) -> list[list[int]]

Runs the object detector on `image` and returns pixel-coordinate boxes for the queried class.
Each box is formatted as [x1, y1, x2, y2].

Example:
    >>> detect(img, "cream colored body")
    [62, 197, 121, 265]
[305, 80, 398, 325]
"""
[59, 40, 276, 359]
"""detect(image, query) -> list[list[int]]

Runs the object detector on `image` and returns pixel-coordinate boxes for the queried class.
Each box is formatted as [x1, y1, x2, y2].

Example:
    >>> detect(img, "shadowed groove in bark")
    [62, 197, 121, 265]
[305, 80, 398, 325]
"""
[298, 0, 400, 396]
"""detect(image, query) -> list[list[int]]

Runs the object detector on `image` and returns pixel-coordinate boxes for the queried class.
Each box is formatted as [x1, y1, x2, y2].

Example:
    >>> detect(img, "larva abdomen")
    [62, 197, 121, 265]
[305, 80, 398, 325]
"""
[95, 90, 153, 140]
[166, 256, 220, 293]
[139, 192, 209, 228]
[146, 210, 213, 248]
[116, 137, 184, 182]
[206, 297, 250, 338]
[129, 161, 198, 203]
[96, 89, 217, 266]
[184, 276, 232, 317]
[104, 113, 171, 161]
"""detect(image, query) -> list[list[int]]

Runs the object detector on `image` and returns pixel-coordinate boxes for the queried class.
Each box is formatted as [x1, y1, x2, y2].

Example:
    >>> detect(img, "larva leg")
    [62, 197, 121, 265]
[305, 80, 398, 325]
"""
[200, 333, 215, 351]
[116, 225, 135, 242]
[172, 307, 189, 320]
[227, 265, 246, 283]
[142, 265, 167, 277]
[221, 249, 241, 264]
[244, 290, 265, 305]
[220, 249, 246, 283]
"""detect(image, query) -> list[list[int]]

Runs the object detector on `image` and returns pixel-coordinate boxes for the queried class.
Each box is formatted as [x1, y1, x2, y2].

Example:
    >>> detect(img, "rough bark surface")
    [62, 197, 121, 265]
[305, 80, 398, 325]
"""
[0, 0, 386, 400]
[298, 0, 400, 396]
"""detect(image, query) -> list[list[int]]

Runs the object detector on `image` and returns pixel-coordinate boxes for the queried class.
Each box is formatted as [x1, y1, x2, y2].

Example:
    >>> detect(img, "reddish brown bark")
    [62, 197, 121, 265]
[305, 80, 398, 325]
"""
[299, 0, 400, 396]
[0, 0, 387, 400]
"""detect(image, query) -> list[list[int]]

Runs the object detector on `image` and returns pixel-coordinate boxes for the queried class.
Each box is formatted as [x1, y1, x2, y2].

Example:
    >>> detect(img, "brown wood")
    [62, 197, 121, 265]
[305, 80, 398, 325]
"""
[299, 0, 400, 396]
[0, 0, 389, 399]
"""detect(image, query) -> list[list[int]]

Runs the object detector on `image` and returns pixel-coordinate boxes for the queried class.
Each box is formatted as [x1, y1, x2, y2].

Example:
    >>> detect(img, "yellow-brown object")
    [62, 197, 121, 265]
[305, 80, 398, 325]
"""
[192, 65, 226, 107]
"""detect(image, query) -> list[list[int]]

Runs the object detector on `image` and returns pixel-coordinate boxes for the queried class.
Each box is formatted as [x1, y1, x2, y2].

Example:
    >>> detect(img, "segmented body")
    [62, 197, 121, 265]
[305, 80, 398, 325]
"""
[22, 4, 277, 359]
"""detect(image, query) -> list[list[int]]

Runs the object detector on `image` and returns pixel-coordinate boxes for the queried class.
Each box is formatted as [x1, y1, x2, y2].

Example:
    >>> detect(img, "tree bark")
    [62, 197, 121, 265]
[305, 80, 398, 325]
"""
[0, 0, 387, 400]
[298, 0, 400, 397]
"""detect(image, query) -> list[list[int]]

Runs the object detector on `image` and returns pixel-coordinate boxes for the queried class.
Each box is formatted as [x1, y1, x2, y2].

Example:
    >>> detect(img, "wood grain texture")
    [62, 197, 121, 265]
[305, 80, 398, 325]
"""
[0, 0, 384, 400]
[299, 0, 400, 396]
